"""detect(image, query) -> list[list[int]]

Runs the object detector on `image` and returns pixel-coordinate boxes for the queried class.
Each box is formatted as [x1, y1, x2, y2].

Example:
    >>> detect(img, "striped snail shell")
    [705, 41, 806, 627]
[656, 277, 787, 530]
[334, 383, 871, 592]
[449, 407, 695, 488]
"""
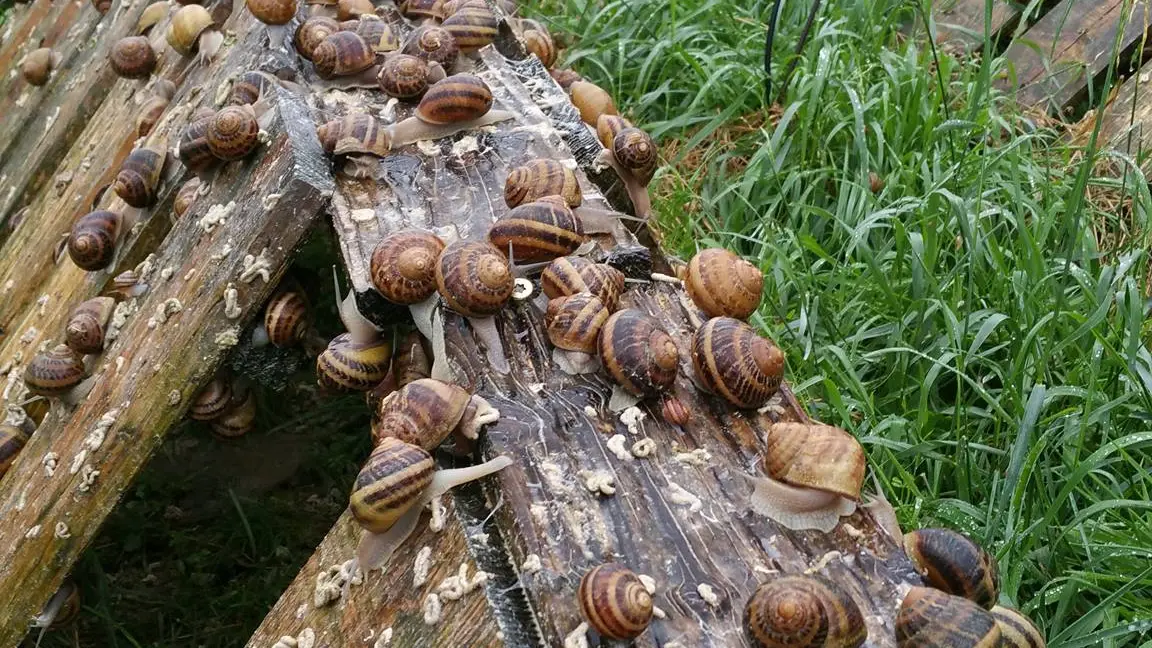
[545, 293, 607, 354]
[896, 587, 1001, 648]
[350, 437, 435, 533]
[435, 240, 513, 317]
[294, 16, 340, 60]
[569, 80, 617, 126]
[903, 528, 1000, 609]
[207, 106, 260, 161]
[174, 177, 202, 218]
[65, 297, 116, 355]
[25, 345, 87, 398]
[190, 375, 232, 420]
[540, 256, 625, 312]
[0, 425, 30, 480]
[441, 4, 498, 53]
[523, 27, 556, 68]
[21, 48, 60, 87]
[370, 230, 445, 304]
[166, 5, 215, 57]
[67, 210, 121, 271]
[612, 127, 657, 184]
[391, 332, 431, 389]
[316, 332, 393, 391]
[316, 112, 388, 157]
[264, 291, 311, 347]
[596, 114, 631, 149]
[550, 68, 582, 90]
[660, 395, 690, 426]
[177, 114, 219, 173]
[230, 71, 277, 106]
[744, 574, 867, 648]
[685, 248, 764, 320]
[400, 0, 443, 20]
[765, 422, 866, 503]
[598, 309, 680, 397]
[113, 146, 165, 208]
[504, 159, 582, 209]
[354, 16, 401, 53]
[416, 74, 494, 125]
[210, 385, 257, 438]
[377, 54, 435, 100]
[106, 270, 148, 301]
[248, 0, 297, 24]
[991, 606, 1045, 648]
[313, 31, 375, 79]
[402, 25, 459, 69]
[578, 563, 653, 640]
[372, 378, 471, 448]
[136, 80, 176, 138]
[488, 199, 585, 263]
[337, 0, 373, 20]
[109, 36, 157, 79]
[691, 316, 784, 408]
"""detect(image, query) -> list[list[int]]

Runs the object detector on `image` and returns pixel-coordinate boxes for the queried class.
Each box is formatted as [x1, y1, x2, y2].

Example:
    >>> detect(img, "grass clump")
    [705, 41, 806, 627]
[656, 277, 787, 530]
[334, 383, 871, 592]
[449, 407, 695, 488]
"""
[533, 0, 1152, 643]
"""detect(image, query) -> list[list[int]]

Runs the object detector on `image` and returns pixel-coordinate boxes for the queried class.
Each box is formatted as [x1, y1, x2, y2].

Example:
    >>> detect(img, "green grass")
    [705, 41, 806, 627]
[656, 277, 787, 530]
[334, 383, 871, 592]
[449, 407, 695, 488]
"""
[533, 0, 1152, 643]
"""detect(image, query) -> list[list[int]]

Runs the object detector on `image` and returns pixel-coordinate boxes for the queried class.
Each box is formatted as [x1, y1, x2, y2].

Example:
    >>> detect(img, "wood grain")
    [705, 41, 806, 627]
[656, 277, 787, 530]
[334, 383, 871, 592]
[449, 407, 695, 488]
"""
[930, 0, 1020, 49]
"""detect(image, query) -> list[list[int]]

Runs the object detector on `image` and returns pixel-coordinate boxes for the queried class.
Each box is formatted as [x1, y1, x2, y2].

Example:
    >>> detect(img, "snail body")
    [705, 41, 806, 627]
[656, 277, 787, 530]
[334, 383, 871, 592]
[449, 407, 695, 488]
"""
[67, 210, 123, 271]
[0, 425, 30, 480]
[360, 75, 515, 152]
[896, 587, 1001, 647]
[599, 309, 679, 398]
[488, 199, 586, 263]
[598, 124, 656, 218]
[991, 606, 1045, 648]
[691, 316, 784, 408]
[113, 146, 165, 208]
[317, 333, 392, 392]
[577, 563, 653, 640]
[904, 528, 1000, 609]
[21, 48, 62, 86]
[744, 574, 867, 648]
[545, 293, 607, 374]
[190, 376, 232, 420]
[110, 36, 157, 79]
[25, 345, 93, 404]
[540, 256, 625, 311]
[207, 105, 261, 161]
[401, 25, 459, 69]
[263, 291, 311, 347]
[167, 5, 223, 63]
[504, 159, 582, 209]
[371, 377, 499, 448]
[65, 297, 115, 355]
[685, 248, 763, 319]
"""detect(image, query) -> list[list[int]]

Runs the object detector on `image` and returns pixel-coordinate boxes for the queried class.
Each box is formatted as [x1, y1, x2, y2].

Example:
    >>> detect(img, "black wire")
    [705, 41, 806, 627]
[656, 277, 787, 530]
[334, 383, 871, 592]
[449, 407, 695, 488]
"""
[764, 0, 784, 106]
[777, 0, 823, 105]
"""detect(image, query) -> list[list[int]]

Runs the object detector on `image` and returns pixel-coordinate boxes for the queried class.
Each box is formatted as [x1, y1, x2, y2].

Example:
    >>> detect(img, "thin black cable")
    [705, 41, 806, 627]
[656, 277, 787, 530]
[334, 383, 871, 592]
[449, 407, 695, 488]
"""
[777, 0, 823, 105]
[764, 0, 784, 106]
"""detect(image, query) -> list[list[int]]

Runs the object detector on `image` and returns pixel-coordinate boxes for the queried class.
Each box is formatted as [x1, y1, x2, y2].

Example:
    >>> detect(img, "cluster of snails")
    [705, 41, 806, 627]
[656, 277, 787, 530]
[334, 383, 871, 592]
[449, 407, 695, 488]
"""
[189, 374, 259, 438]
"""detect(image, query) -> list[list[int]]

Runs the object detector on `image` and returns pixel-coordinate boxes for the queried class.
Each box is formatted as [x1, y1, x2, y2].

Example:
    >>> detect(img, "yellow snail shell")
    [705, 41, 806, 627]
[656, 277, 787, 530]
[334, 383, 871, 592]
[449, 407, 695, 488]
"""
[684, 248, 764, 320]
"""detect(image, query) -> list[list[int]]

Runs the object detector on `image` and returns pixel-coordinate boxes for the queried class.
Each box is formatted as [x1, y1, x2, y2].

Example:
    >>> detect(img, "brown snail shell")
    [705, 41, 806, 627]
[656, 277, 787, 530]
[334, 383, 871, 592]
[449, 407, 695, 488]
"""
[577, 563, 653, 640]
[174, 177, 202, 218]
[294, 16, 340, 60]
[67, 210, 121, 271]
[596, 114, 631, 149]
[660, 395, 690, 426]
[599, 309, 679, 397]
[371, 378, 474, 448]
[569, 80, 617, 126]
[337, 0, 373, 20]
[230, 71, 277, 105]
[545, 293, 608, 353]
[316, 112, 388, 157]
[178, 114, 219, 173]
[744, 574, 867, 648]
[350, 437, 435, 533]
[110, 36, 157, 79]
[550, 68, 582, 90]
[540, 256, 625, 311]
[441, 5, 498, 53]
[136, 80, 176, 137]
[105, 270, 149, 301]
[691, 316, 784, 408]
[523, 28, 556, 68]
[22, 48, 60, 86]
[391, 332, 431, 389]
[377, 54, 434, 100]
[370, 230, 445, 304]
[0, 425, 29, 479]
[504, 159, 582, 209]
[207, 106, 260, 161]
[248, 0, 298, 24]
[488, 199, 585, 263]
[765, 422, 865, 501]
[25, 345, 86, 398]
[354, 15, 400, 53]
[685, 248, 764, 319]
[190, 375, 232, 420]
[316, 333, 392, 391]
[400, 0, 443, 20]
[36, 581, 81, 629]
[416, 74, 494, 125]
[167, 5, 215, 56]
[903, 528, 1000, 609]
[402, 25, 459, 69]
[113, 146, 165, 208]
[313, 31, 375, 79]
[210, 386, 257, 438]
[435, 240, 513, 317]
[93, 0, 113, 13]
[612, 127, 657, 184]
[896, 587, 1001, 647]
[65, 297, 116, 355]
[264, 291, 310, 347]
[991, 606, 1045, 648]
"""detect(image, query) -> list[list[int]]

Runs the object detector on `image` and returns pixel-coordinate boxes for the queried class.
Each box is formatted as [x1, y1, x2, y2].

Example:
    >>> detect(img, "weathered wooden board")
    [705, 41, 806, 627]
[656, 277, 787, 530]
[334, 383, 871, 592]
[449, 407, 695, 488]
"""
[1092, 68, 1152, 161]
[930, 0, 1020, 49]
[1000, 0, 1152, 111]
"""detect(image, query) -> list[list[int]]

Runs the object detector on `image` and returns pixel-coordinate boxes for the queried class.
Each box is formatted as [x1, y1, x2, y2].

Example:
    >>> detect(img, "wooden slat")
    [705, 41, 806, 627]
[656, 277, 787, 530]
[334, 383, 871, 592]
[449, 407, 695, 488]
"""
[1092, 69, 1152, 160]
[931, 0, 1020, 49]
[1001, 0, 1152, 111]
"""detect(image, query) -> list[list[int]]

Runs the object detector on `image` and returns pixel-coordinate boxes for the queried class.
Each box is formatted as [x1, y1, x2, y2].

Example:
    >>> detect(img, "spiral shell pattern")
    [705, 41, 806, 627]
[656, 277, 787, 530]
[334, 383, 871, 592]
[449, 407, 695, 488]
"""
[904, 528, 1000, 609]
[313, 31, 375, 79]
[230, 71, 276, 106]
[113, 147, 164, 208]
[317, 333, 393, 392]
[402, 25, 459, 69]
[207, 106, 260, 161]
[65, 297, 115, 355]
[441, 6, 497, 53]
[0, 425, 29, 479]
[896, 587, 1001, 648]
[25, 345, 86, 398]
[435, 240, 513, 317]
[599, 309, 679, 397]
[378, 54, 433, 100]
[540, 256, 625, 311]
[68, 210, 120, 271]
[545, 293, 608, 353]
[294, 16, 339, 61]
[248, 0, 297, 25]
[210, 389, 257, 438]
[691, 317, 784, 408]
[488, 199, 585, 263]
[685, 248, 764, 319]
[613, 127, 657, 184]
[371, 378, 470, 449]
[356, 17, 400, 53]
[350, 437, 434, 533]
[417, 74, 494, 125]
[265, 291, 310, 347]
[191, 376, 232, 420]
[370, 230, 445, 304]
[110, 36, 157, 79]
[744, 574, 866, 648]
[178, 115, 218, 173]
[504, 159, 582, 209]
[661, 395, 690, 426]
[523, 28, 557, 68]
[578, 563, 653, 640]
[991, 606, 1045, 648]
[765, 422, 865, 502]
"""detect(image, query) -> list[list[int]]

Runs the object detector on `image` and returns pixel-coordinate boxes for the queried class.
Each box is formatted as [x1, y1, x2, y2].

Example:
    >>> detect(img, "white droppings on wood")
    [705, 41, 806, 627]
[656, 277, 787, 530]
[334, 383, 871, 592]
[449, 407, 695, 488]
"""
[271, 637, 297, 648]
[422, 593, 442, 625]
[224, 283, 242, 318]
[582, 405, 597, 418]
[619, 406, 646, 434]
[842, 522, 863, 538]
[69, 449, 88, 475]
[15, 483, 30, 511]
[18, 328, 38, 345]
[631, 439, 656, 458]
[606, 434, 633, 461]
[521, 553, 542, 575]
[653, 606, 667, 619]
[805, 550, 842, 574]
[451, 135, 479, 156]
[313, 559, 361, 607]
[428, 495, 447, 532]
[168, 390, 181, 406]
[36, 294, 50, 316]
[135, 254, 157, 279]
[372, 628, 393, 648]
[527, 382, 545, 395]
[240, 247, 273, 283]
[697, 583, 720, 607]
[638, 574, 656, 594]
[673, 448, 711, 466]
[650, 272, 682, 283]
[215, 328, 241, 348]
[262, 193, 282, 210]
[44, 107, 60, 134]
[25, 525, 41, 539]
[53, 522, 71, 539]
[106, 299, 139, 344]
[42, 453, 59, 477]
[563, 622, 589, 648]
[350, 208, 375, 222]
[436, 563, 488, 601]
[666, 481, 703, 513]
[84, 408, 119, 452]
[294, 603, 307, 619]
[147, 298, 183, 329]
[579, 470, 616, 496]
[413, 546, 433, 588]
[78, 465, 100, 491]
[530, 503, 549, 526]
[296, 628, 315, 648]
[198, 201, 235, 233]
[183, 268, 196, 281]
[210, 241, 234, 262]
[416, 140, 440, 157]
[160, 267, 175, 282]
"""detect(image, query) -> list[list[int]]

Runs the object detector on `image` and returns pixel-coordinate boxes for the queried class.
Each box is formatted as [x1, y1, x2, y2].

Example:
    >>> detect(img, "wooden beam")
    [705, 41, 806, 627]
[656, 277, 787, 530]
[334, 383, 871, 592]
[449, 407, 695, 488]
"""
[930, 0, 1020, 50]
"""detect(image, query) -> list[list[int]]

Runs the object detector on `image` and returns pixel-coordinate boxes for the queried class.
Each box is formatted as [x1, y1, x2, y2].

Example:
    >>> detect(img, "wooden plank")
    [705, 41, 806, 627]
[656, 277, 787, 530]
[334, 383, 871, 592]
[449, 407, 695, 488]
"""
[249, 46, 920, 647]
[1001, 0, 1152, 111]
[1092, 68, 1152, 160]
[931, 0, 1020, 49]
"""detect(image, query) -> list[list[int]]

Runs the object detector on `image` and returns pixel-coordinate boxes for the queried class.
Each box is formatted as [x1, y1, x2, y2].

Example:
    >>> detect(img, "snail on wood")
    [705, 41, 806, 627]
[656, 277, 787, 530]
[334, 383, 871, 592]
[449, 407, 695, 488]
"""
[0, 424, 29, 480]
[540, 256, 625, 311]
[377, 54, 445, 100]
[178, 111, 222, 177]
[401, 25, 459, 70]
[173, 178, 201, 219]
[744, 574, 867, 648]
[434, 240, 513, 374]
[67, 209, 135, 272]
[230, 71, 279, 106]
[545, 293, 607, 374]
[569, 80, 616, 126]
[691, 316, 784, 408]
[441, 3, 497, 52]
[65, 297, 115, 355]
[599, 309, 679, 408]
[578, 563, 653, 640]
[24, 345, 95, 405]
[505, 159, 581, 209]
[371, 377, 499, 452]
[31, 581, 80, 632]
[685, 248, 763, 319]
[256, 290, 311, 348]
[441, 0, 516, 16]
[113, 145, 166, 208]
[904, 528, 1000, 609]
[488, 198, 586, 264]
[991, 606, 1045, 648]
[336, 0, 373, 19]
[105, 270, 150, 300]
[136, 1, 170, 35]
[318, 277, 392, 392]
[305, 0, 338, 17]
[350, 437, 513, 571]
[746, 422, 864, 532]
[247, 0, 298, 47]
[110, 36, 158, 80]
[21, 48, 62, 86]
[136, 79, 176, 138]
[207, 105, 261, 161]
[313, 31, 379, 86]
[294, 16, 340, 60]
[660, 395, 690, 426]
[596, 118, 657, 219]
[210, 383, 257, 438]
[370, 230, 445, 339]
[190, 375, 232, 421]
[166, 5, 223, 64]
[896, 586, 1001, 647]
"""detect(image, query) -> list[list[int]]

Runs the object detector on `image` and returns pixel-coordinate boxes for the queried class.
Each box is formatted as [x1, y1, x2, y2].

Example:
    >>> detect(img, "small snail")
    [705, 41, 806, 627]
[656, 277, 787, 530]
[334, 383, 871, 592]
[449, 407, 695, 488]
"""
[113, 146, 166, 208]
[317, 332, 393, 391]
[377, 54, 444, 100]
[136, 1, 170, 35]
[401, 25, 459, 69]
[691, 316, 784, 408]
[294, 16, 340, 60]
[105, 270, 150, 300]
[685, 248, 764, 319]
[597, 121, 657, 219]
[248, 0, 297, 46]
[174, 178, 202, 218]
[388, 74, 515, 151]
[747, 422, 864, 532]
[230, 71, 278, 106]
[210, 384, 257, 438]
[577, 563, 653, 640]
[441, 3, 498, 53]
[68, 210, 131, 272]
[261, 290, 311, 347]
[190, 375, 232, 420]
[109, 36, 157, 79]
[207, 105, 261, 161]
[0, 424, 30, 480]
[903, 528, 1000, 609]
[399, 0, 443, 20]
[24, 345, 94, 404]
[336, 0, 373, 19]
[540, 256, 625, 311]
[391, 331, 432, 389]
[21, 48, 62, 86]
[545, 293, 607, 374]
[371, 377, 499, 450]
[167, 5, 223, 64]
[504, 159, 581, 209]
[991, 606, 1045, 648]
[550, 68, 582, 90]
[744, 574, 867, 648]
[178, 112, 221, 176]
[896, 586, 1001, 647]
[599, 309, 679, 401]
[313, 31, 377, 81]
[136, 79, 176, 138]
[488, 198, 586, 263]
[315, 112, 388, 157]
[350, 437, 513, 570]
[522, 25, 556, 68]
[65, 297, 115, 355]
[569, 80, 617, 126]
[660, 395, 690, 426]
[353, 15, 401, 53]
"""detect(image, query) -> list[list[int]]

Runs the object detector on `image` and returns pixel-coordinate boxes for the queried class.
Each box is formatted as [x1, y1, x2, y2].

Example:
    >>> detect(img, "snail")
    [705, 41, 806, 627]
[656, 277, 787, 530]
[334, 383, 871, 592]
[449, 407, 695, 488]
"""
[441, 3, 498, 52]
[350, 437, 513, 570]
[247, 0, 297, 47]
[178, 110, 221, 177]
[903, 528, 1000, 609]
[105, 270, 149, 300]
[167, 4, 223, 64]
[306, 0, 338, 17]
[684, 248, 763, 319]
[67, 209, 135, 272]
[691, 316, 784, 408]
[435, 240, 513, 374]
[746, 422, 864, 532]
[255, 290, 311, 348]
[371, 377, 499, 451]
[540, 256, 625, 311]
[596, 120, 657, 219]
[744, 574, 867, 648]
[32, 581, 80, 631]
[230, 71, 279, 106]
[578, 563, 653, 640]
[136, 1, 170, 35]
[172, 179, 201, 220]
[210, 384, 257, 438]
[488, 198, 586, 263]
[336, 0, 373, 19]
[318, 278, 392, 392]
[391, 331, 432, 389]
[545, 293, 607, 374]
[136, 79, 176, 138]
[569, 80, 617, 126]
[896, 586, 1001, 647]
[401, 25, 459, 70]
[550, 68, 582, 90]
[21, 48, 62, 86]
[991, 606, 1045, 648]
[400, 0, 444, 22]
[109, 36, 158, 79]
[660, 395, 690, 426]
[294, 15, 340, 60]
[352, 15, 401, 53]
[207, 105, 261, 161]
[505, 159, 581, 209]
[313, 31, 378, 84]
[113, 146, 166, 208]
[0, 424, 30, 480]
[385, 74, 514, 151]
[441, 0, 516, 16]
[190, 375, 232, 420]
[370, 230, 445, 339]
[598, 309, 679, 408]
[24, 345, 95, 405]
[521, 24, 556, 68]
[65, 297, 116, 355]
[377, 54, 445, 100]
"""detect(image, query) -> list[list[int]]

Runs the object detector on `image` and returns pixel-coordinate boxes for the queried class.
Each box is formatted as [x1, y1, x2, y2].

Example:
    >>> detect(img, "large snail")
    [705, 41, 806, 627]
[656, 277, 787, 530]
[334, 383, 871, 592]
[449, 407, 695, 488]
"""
[441, 3, 498, 53]
[210, 384, 257, 438]
[399, 0, 443, 21]
[377, 54, 445, 100]
[166, 5, 223, 64]
[352, 15, 401, 54]
[435, 240, 514, 373]
[390, 331, 432, 390]
[743, 574, 867, 648]
[294, 16, 340, 60]
[173, 177, 202, 219]
[207, 105, 261, 161]
[488, 198, 586, 264]
[598, 309, 679, 409]
[112, 146, 166, 208]
[21, 48, 62, 87]
[67, 210, 135, 272]
[254, 290, 312, 348]
[401, 25, 459, 70]
[569, 81, 617, 126]
[371, 377, 499, 452]
[545, 293, 607, 375]
[577, 563, 653, 640]
[65, 297, 116, 355]
[503, 159, 626, 233]
[684, 248, 763, 319]
[313, 31, 379, 85]
[31, 581, 80, 633]
[540, 256, 625, 311]
[247, 0, 298, 48]
[24, 345, 95, 405]
[109, 36, 158, 80]
[896, 586, 1001, 647]
[370, 230, 445, 340]
[904, 528, 1000, 609]
[178, 112, 222, 176]
[991, 605, 1045, 648]
[691, 316, 784, 409]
